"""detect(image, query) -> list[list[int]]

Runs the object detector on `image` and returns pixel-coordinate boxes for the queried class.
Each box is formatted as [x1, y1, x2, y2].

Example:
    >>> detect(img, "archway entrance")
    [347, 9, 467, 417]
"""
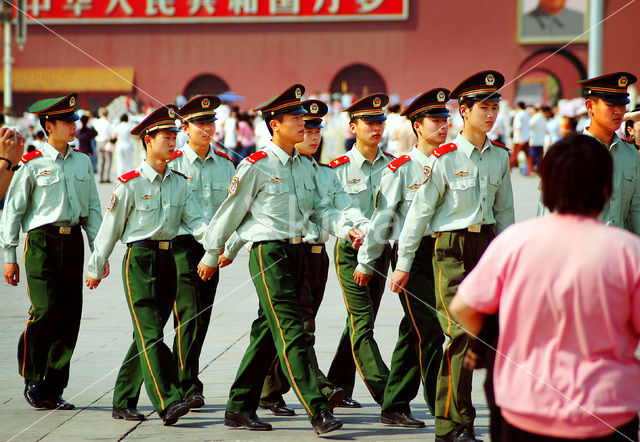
[330, 64, 387, 97]
[183, 74, 230, 99]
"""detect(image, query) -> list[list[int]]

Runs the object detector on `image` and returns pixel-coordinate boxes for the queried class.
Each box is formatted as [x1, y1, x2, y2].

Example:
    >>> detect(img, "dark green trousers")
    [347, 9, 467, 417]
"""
[327, 239, 391, 404]
[259, 243, 337, 407]
[227, 241, 328, 420]
[382, 236, 444, 415]
[432, 230, 494, 436]
[20, 227, 83, 396]
[172, 235, 219, 398]
[112, 246, 182, 414]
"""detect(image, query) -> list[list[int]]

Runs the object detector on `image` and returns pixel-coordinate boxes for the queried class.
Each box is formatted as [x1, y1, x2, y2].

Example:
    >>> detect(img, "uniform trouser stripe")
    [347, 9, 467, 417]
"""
[334, 239, 376, 398]
[125, 248, 165, 410]
[434, 233, 453, 418]
[173, 302, 184, 371]
[21, 233, 32, 377]
[258, 244, 312, 416]
[402, 289, 425, 385]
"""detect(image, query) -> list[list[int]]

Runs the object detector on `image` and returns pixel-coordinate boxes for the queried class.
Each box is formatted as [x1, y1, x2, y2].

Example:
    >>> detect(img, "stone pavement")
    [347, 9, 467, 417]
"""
[0, 171, 540, 441]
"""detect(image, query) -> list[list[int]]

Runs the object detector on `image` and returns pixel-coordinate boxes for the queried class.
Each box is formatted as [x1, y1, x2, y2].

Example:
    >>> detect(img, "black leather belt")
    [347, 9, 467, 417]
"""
[450, 224, 495, 234]
[127, 239, 172, 250]
[32, 224, 80, 235]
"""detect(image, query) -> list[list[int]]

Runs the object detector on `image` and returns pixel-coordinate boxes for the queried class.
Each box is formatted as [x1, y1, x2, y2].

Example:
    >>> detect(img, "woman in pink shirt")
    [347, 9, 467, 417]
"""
[450, 134, 640, 441]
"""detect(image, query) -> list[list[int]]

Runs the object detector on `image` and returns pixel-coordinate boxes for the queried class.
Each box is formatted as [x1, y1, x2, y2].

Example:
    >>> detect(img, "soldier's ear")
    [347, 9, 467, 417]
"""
[269, 118, 279, 133]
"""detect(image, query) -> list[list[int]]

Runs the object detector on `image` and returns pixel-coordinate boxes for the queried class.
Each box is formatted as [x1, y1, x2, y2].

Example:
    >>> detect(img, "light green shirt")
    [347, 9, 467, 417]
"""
[168, 143, 235, 235]
[86, 161, 208, 278]
[200, 142, 354, 267]
[356, 146, 435, 275]
[396, 133, 515, 272]
[0, 143, 102, 263]
[331, 146, 395, 219]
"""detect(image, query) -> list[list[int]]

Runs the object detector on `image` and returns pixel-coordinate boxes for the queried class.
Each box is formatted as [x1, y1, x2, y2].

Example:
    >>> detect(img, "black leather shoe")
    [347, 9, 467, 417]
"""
[161, 401, 190, 426]
[185, 391, 205, 409]
[261, 403, 295, 416]
[326, 387, 346, 409]
[112, 406, 145, 421]
[24, 381, 47, 409]
[455, 424, 483, 441]
[335, 396, 361, 408]
[41, 395, 75, 410]
[380, 409, 426, 428]
[224, 410, 272, 431]
[311, 409, 343, 435]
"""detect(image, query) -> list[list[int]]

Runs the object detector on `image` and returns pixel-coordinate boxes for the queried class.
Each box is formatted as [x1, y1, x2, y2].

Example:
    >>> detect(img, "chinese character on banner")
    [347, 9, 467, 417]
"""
[357, 0, 384, 13]
[105, 0, 133, 15]
[228, 0, 257, 15]
[188, 0, 216, 15]
[64, 0, 93, 17]
[146, 0, 176, 16]
[313, 0, 339, 14]
[28, 0, 51, 17]
[270, 0, 299, 14]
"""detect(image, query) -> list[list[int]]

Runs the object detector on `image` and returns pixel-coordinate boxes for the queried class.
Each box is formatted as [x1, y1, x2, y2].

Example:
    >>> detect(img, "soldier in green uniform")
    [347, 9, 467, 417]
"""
[539, 73, 640, 233]
[390, 71, 514, 441]
[1, 93, 102, 410]
[354, 89, 450, 427]
[257, 99, 366, 415]
[197, 85, 363, 435]
[167, 95, 235, 408]
[85, 105, 208, 426]
[326, 93, 394, 406]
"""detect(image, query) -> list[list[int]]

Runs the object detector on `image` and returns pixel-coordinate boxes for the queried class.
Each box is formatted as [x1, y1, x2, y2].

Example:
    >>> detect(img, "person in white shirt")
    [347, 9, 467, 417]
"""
[528, 106, 548, 173]
[510, 102, 533, 175]
[92, 108, 114, 183]
[113, 114, 136, 176]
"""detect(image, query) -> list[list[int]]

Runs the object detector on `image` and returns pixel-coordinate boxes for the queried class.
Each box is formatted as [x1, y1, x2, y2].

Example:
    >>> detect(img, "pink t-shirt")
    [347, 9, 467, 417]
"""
[458, 214, 640, 438]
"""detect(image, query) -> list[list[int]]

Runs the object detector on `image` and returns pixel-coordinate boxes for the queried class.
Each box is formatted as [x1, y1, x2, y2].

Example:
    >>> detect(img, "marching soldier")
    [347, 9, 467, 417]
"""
[85, 105, 208, 426]
[1, 93, 102, 410]
[197, 85, 363, 435]
[326, 93, 395, 406]
[354, 89, 450, 427]
[258, 99, 367, 415]
[168, 95, 235, 408]
[390, 71, 514, 441]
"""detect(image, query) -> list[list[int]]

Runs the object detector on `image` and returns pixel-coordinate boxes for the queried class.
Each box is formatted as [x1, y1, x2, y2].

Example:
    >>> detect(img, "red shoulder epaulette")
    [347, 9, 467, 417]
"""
[118, 170, 140, 183]
[387, 155, 411, 172]
[246, 150, 268, 164]
[491, 140, 512, 153]
[167, 150, 183, 162]
[329, 155, 350, 168]
[73, 148, 90, 156]
[383, 150, 396, 159]
[621, 137, 633, 144]
[214, 149, 233, 162]
[432, 143, 457, 158]
[21, 150, 42, 163]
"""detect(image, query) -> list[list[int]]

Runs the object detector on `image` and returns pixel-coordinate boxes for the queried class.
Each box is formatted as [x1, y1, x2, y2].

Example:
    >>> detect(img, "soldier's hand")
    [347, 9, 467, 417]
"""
[197, 261, 218, 281]
[348, 228, 364, 249]
[4, 263, 19, 286]
[218, 255, 233, 268]
[389, 269, 409, 293]
[353, 269, 372, 286]
[102, 262, 110, 279]
[85, 274, 101, 289]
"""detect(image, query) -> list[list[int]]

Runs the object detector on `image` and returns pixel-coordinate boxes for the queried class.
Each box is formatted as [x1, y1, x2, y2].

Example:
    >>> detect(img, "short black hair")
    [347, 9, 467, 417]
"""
[458, 98, 476, 117]
[120, 114, 129, 123]
[540, 134, 612, 215]
[265, 114, 285, 136]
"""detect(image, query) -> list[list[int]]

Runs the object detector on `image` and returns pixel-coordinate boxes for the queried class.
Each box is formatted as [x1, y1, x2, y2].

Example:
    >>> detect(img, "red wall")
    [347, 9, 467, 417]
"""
[10, 0, 639, 111]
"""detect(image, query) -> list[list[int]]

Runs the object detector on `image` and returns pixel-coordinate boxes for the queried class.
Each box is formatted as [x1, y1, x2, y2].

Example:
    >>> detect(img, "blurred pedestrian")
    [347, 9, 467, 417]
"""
[235, 112, 255, 165]
[623, 105, 640, 149]
[528, 106, 547, 172]
[93, 108, 115, 182]
[114, 114, 135, 175]
[76, 115, 98, 170]
[510, 102, 533, 174]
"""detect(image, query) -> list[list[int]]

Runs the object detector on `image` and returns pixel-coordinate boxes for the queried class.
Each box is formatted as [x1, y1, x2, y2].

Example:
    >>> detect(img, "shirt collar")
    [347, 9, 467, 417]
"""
[349, 146, 384, 168]
[140, 160, 172, 182]
[41, 142, 72, 160]
[409, 145, 432, 167]
[583, 128, 621, 150]
[454, 133, 492, 158]
[181, 142, 215, 163]
[266, 141, 297, 166]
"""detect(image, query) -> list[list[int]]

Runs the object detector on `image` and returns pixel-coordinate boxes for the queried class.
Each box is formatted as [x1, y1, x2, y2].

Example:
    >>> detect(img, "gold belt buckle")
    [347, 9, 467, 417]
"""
[291, 236, 302, 244]
[59, 227, 71, 235]
[467, 224, 481, 233]
[311, 245, 323, 254]
[158, 241, 171, 250]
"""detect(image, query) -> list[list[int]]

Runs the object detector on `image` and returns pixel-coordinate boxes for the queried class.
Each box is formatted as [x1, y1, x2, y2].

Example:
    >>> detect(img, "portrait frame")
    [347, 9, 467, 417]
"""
[518, 0, 589, 44]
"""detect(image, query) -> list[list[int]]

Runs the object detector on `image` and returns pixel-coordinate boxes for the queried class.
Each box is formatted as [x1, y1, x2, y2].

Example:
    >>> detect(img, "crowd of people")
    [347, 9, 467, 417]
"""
[1, 70, 639, 441]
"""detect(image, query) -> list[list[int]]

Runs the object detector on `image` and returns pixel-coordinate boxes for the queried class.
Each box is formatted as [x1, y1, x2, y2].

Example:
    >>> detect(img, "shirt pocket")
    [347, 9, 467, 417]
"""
[345, 181, 368, 209]
[210, 182, 229, 206]
[486, 175, 502, 208]
[450, 177, 477, 207]
[262, 182, 289, 213]
[74, 172, 90, 202]
[35, 171, 61, 187]
[621, 168, 635, 203]
[134, 200, 157, 227]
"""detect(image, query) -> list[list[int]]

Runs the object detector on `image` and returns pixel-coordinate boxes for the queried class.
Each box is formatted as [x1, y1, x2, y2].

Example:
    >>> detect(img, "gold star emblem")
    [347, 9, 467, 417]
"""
[310, 103, 319, 114]
[202, 98, 210, 108]
[437, 91, 446, 102]
[69, 97, 76, 107]
[486, 74, 495, 86]
[619, 76, 628, 87]
[168, 108, 176, 118]
[295, 88, 302, 99]
[373, 97, 382, 107]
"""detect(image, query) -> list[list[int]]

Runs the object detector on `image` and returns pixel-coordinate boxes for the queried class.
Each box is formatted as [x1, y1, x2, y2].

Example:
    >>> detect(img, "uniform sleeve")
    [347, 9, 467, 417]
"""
[628, 154, 640, 235]
[0, 165, 34, 263]
[223, 231, 247, 261]
[396, 161, 446, 272]
[82, 158, 103, 251]
[201, 163, 258, 268]
[356, 169, 401, 275]
[87, 182, 132, 279]
[493, 155, 515, 234]
[329, 172, 369, 231]
[309, 182, 358, 241]
[180, 189, 208, 243]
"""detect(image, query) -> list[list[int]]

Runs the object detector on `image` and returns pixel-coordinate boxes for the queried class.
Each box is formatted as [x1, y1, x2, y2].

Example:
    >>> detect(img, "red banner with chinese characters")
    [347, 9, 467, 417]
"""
[20, 0, 408, 24]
